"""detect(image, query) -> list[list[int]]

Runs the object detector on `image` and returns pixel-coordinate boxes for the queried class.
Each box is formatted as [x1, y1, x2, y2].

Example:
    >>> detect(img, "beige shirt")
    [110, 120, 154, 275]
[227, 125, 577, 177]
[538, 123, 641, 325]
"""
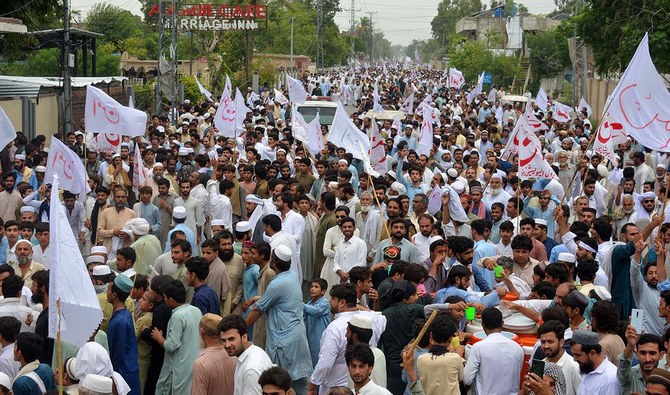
[10, 260, 45, 289]
[205, 257, 231, 307]
[0, 190, 23, 223]
[96, 207, 137, 252]
[221, 254, 244, 316]
[253, 263, 276, 351]
[191, 346, 237, 395]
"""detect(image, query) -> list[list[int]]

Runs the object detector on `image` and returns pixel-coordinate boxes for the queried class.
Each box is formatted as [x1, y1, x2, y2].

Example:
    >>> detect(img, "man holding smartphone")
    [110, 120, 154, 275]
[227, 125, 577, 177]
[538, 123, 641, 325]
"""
[618, 325, 663, 394]
[537, 320, 581, 395]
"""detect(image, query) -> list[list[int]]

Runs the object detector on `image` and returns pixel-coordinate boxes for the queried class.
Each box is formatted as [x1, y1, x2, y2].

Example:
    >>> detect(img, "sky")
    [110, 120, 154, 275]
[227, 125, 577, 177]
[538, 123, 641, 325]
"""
[70, 0, 558, 46]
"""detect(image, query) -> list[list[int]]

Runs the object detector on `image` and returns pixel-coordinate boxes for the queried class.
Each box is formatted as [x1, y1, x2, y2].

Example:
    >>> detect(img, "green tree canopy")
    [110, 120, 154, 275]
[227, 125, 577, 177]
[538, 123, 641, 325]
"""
[86, 3, 144, 48]
[431, 0, 484, 47]
[575, 0, 670, 74]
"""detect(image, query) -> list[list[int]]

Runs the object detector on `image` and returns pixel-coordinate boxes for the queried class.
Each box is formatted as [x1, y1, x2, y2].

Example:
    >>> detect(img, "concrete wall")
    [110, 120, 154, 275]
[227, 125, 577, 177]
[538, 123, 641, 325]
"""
[0, 94, 59, 142]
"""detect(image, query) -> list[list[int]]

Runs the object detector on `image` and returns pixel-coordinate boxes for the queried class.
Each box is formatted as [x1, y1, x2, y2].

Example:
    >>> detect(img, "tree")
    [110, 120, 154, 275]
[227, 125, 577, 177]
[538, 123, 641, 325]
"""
[86, 3, 144, 48]
[447, 41, 522, 88]
[526, 27, 571, 83]
[431, 0, 484, 47]
[575, 0, 670, 74]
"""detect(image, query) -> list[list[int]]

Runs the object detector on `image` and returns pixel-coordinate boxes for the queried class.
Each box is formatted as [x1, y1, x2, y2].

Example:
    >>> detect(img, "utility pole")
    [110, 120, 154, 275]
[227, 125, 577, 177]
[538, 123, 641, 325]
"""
[290, 17, 294, 67]
[366, 11, 377, 62]
[156, 0, 179, 119]
[349, 0, 355, 62]
[316, 0, 324, 70]
[63, 0, 72, 135]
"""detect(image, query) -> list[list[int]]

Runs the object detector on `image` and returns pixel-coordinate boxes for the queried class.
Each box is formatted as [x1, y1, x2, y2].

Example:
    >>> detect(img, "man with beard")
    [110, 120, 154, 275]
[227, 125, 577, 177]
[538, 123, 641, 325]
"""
[482, 174, 511, 211]
[411, 214, 435, 263]
[632, 239, 666, 335]
[537, 320, 581, 395]
[571, 330, 620, 394]
[612, 178, 636, 208]
[88, 186, 111, 247]
[355, 192, 382, 265]
[218, 314, 273, 395]
[145, 162, 169, 201]
[174, 179, 204, 247]
[630, 192, 658, 228]
[10, 240, 45, 289]
[97, 188, 137, 253]
[374, 218, 418, 265]
[153, 178, 178, 245]
[31, 270, 53, 364]
[308, 283, 386, 395]
[214, 230, 244, 316]
[618, 326, 663, 393]
[614, 194, 636, 239]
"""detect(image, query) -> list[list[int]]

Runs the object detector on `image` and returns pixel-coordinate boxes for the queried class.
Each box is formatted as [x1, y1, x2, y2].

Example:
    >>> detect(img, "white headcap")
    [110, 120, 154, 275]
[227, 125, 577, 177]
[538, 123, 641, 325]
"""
[535, 219, 547, 226]
[91, 246, 107, 255]
[173, 206, 187, 219]
[235, 221, 251, 232]
[86, 255, 106, 265]
[557, 252, 576, 263]
[391, 182, 407, 194]
[20, 206, 36, 214]
[14, 154, 25, 161]
[178, 147, 189, 156]
[348, 314, 373, 330]
[0, 372, 11, 390]
[447, 168, 459, 178]
[80, 374, 113, 393]
[274, 245, 293, 261]
[92, 265, 111, 276]
[35, 166, 46, 173]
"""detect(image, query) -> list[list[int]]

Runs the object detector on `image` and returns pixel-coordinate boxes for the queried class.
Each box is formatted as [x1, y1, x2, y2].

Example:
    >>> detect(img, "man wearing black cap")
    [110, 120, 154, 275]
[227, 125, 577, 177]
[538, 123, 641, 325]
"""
[571, 329, 620, 394]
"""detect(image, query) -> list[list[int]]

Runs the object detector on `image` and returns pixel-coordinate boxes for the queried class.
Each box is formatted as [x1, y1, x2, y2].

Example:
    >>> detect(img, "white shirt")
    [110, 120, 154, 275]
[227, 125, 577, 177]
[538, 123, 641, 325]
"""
[268, 231, 301, 282]
[276, 209, 305, 257]
[207, 180, 233, 232]
[463, 332, 524, 395]
[31, 245, 51, 269]
[234, 344, 273, 395]
[412, 233, 432, 263]
[0, 343, 20, 380]
[551, 350, 581, 395]
[0, 298, 35, 333]
[577, 358, 620, 395]
[333, 235, 367, 274]
[310, 310, 386, 395]
[355, 209, 382, 259]
[496, 241, 513, 257]
[353, 379, 392, 395]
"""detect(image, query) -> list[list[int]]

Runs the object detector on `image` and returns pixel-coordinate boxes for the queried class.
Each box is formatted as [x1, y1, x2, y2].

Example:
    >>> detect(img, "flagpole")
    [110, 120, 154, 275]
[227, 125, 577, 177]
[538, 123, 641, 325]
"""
[369, 114, 391, 241]
[57, 298, 63, 395]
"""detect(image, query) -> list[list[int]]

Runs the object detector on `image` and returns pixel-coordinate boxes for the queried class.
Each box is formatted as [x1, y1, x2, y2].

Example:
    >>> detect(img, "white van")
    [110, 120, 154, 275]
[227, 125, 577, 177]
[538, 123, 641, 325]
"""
[294, 99, 339, 126]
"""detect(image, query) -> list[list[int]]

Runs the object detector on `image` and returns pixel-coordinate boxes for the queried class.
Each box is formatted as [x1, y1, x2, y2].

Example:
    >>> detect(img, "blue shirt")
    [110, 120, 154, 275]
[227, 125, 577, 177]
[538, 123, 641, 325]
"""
[12, 363, 55, 395]
[191, 284, 221, 316]
[256, 270, 313, 380]
[135, 202, 162, 236]
[303, 296, 331, 367]
[242, 264, 260, 337]
[434, 285, 500, 307]
[396, 159, 426, 202]
[164, 223, 196, 253]
[472, 240, 496, 291]
[0, 236, 7, 264]
[108, 308, 141, 395]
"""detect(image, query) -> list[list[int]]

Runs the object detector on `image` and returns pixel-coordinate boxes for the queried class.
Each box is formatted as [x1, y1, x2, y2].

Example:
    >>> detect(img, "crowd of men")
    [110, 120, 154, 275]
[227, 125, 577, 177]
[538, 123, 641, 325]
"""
[1, 63, 670, 395]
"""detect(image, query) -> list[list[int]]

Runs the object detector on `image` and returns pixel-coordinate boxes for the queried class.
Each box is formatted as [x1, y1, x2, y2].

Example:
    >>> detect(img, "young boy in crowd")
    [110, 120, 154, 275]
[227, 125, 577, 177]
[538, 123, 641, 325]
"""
[135, 287, 157, 394]
[303, 278, 330, 367]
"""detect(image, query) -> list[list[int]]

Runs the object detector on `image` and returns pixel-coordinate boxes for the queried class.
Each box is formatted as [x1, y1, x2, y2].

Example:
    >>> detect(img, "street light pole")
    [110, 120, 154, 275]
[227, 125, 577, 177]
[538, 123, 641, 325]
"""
[290, 17, 294, 68]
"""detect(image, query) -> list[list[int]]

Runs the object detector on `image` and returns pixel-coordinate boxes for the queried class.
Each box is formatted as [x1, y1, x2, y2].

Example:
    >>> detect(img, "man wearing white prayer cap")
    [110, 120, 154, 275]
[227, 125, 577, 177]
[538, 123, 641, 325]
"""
[80, 374, 114, 395]
[13, 153, 36, 190]
[233, 221, 252, 255]
[482, 173, 511, 210]
[124, 218, 162, 277]
[10, 239, 45, 289]
[389, 182, 407, 196]
[19, 206, 37, 223]
[211, 219, 226, 233]
[75, 342, 131, 395]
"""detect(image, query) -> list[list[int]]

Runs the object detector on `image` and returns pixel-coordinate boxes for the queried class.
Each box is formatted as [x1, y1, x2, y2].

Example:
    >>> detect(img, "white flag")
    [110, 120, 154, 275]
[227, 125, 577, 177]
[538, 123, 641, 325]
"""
[535, 87, 549, 111]
[247, 91, 261, 108]
[578, 97, 592, 117]
[0, 104, 17, 152]
[85, 85, 147, 137]
[286, 74, 308, 104]
[372, 85, 384, 113]
[392, 116, 402, 132]
[501, 108, 542, 161]
[552, 101, 573, 123]
[416, 118, 433, 157]
[87, 132, 121, 153]
[466, 72, 484, 105]
[306, 113, 324, 156]
[516, 117, 558, 180]
[449, 68, 465, 89]
[369, 120, 387, 176]
[234, 88, 252, 132]
[593, 112, 628, 166]
[195, 75, 213, 102]
[214, 76, 236, 137]
[401, 94, 414, 114]
[128, 95, 135, 109]
[45, 136, 88, 194]
[132, 142, 149, 196]
[49, 175, 103, 346]
[329, 102, 370, 160]
[274, 89, 289, 106]
[487, 88, 497, 103]
[607, 33, 670, 151]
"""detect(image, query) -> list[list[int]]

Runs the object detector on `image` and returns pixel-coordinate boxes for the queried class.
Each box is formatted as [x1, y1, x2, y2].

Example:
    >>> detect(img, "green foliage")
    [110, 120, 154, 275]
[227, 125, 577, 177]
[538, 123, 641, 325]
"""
[134, 83, 155, 110]
[180, 76, 202, 103]
[23, 48, 60, 77]
[431, 0, 484, 46]
[95, 43, 122, 76]
[121, 37, 148, 59]
[575, 0, 670, 74]
[0, 0, 60, 30]
[86, 3, 144, 48]
[526, 28, 571, 82]
[447, 41, 522, 89]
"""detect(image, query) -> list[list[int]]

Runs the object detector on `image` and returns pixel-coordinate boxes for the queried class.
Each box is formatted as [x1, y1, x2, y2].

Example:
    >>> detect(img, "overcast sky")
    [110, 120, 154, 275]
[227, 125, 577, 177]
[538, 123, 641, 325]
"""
[70, 0, 558, 46]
